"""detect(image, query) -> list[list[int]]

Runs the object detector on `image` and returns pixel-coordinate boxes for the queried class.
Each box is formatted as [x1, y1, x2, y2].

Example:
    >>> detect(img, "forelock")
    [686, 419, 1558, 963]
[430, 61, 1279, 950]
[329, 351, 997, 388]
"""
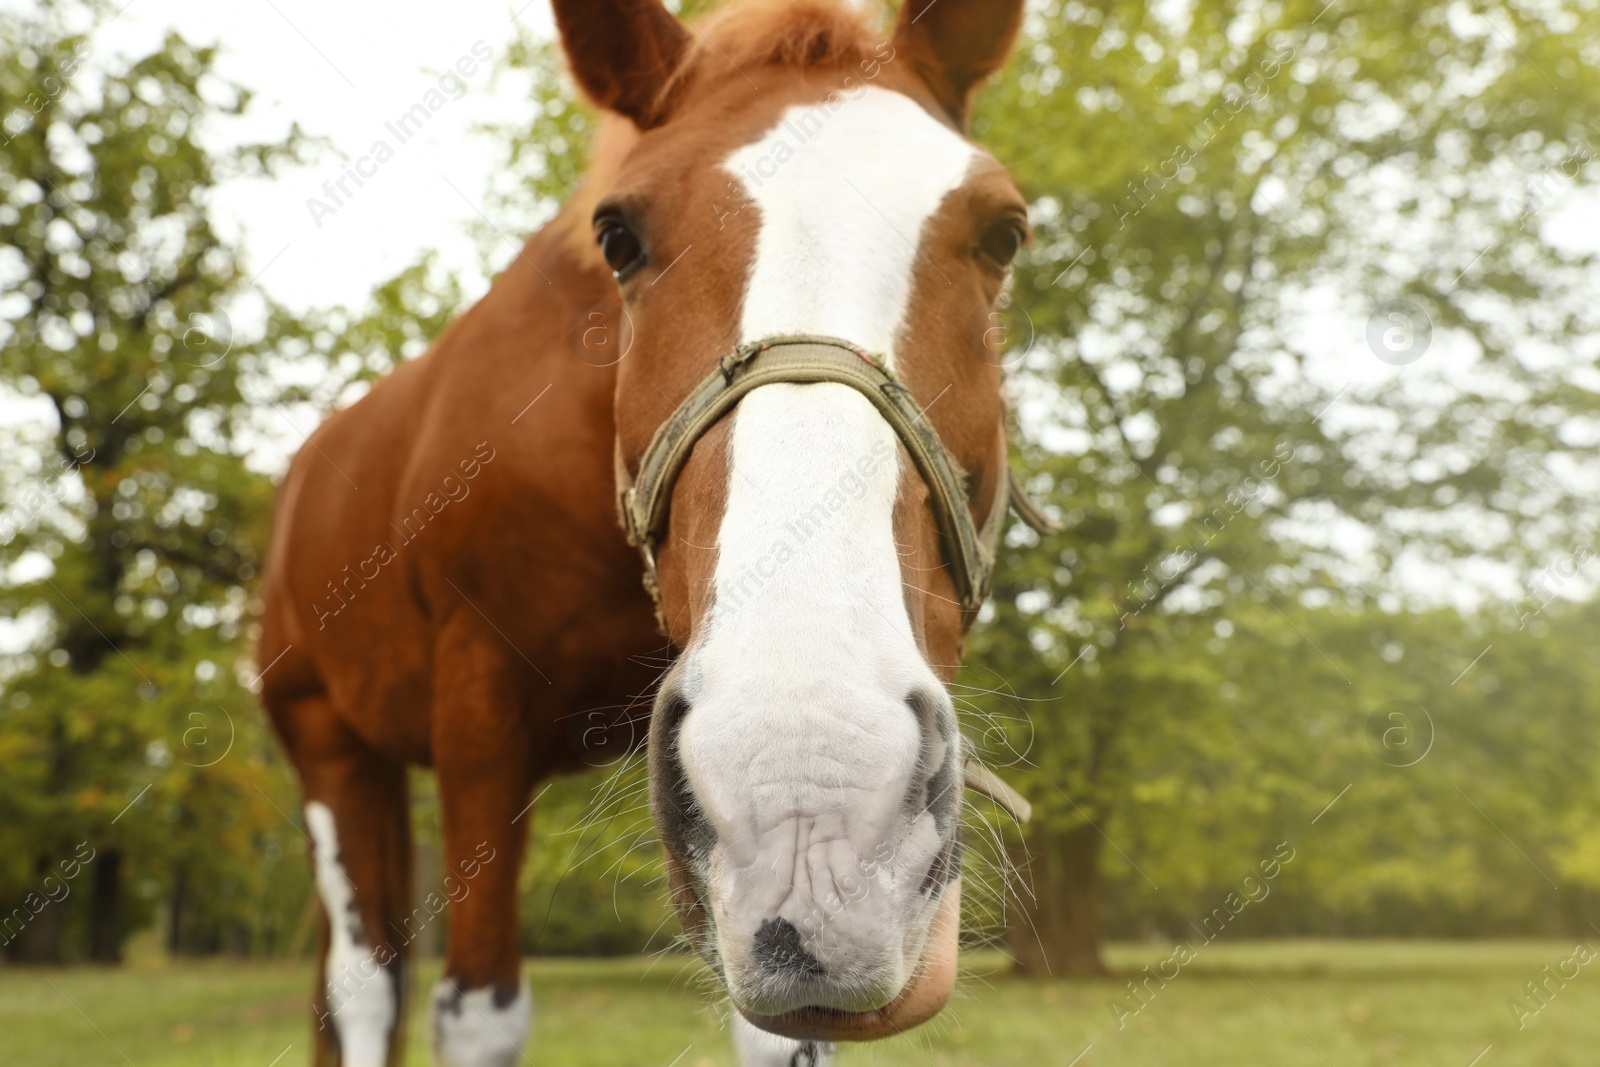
[671, 0, 884, 88]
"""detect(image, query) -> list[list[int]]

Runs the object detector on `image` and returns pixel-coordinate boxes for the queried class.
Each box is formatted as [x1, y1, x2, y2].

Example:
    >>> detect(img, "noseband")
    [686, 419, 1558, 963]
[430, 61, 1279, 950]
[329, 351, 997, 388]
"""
[616, 333, 1055, 614]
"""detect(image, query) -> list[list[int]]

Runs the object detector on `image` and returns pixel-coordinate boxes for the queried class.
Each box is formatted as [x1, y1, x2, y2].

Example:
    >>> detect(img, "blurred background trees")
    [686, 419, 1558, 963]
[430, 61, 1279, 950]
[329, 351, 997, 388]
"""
[0, 0, 457, 963]
[967, 0, 1600, 973]
[2, 0, 1597, 973]
[0, 0, 312, 963]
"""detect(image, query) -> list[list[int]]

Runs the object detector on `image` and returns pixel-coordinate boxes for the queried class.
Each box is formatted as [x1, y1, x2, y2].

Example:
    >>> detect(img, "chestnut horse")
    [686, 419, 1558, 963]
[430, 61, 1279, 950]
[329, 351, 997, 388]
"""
[258, 0, 1031, 1063]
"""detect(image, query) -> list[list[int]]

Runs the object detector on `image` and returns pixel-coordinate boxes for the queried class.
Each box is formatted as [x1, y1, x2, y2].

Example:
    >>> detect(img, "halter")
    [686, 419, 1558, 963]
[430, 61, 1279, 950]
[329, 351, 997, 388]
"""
[617, 334, 1050, 824]
[616, 333, 1057, 614]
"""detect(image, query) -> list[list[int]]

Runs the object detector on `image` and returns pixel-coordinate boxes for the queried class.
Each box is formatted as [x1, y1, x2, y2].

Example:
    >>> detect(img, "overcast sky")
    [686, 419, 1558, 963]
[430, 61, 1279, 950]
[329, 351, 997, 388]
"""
[83, 0, 1600, 314]
[90, 0, 559, 311]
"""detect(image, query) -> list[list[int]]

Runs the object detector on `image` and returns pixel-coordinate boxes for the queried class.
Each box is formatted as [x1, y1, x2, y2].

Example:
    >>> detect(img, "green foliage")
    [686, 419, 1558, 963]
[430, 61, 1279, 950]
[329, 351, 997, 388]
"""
[959, 0, 1600, 965]
[469, 31, 596, 273]
[1070, 601, 1600, 938]
[0, 0, 323, 962]
[517, 762, 678, 957]
[0, 1, 464, 962]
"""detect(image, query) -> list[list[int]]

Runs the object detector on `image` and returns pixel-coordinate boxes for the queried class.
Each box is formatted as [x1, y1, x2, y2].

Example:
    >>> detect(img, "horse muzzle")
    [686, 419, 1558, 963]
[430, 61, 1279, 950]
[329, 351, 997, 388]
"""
[733, 877, 961, 1042]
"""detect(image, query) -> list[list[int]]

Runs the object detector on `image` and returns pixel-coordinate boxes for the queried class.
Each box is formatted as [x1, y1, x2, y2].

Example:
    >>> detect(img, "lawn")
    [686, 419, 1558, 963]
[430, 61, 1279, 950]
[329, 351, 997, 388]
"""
[3, 941, 1594, 1066]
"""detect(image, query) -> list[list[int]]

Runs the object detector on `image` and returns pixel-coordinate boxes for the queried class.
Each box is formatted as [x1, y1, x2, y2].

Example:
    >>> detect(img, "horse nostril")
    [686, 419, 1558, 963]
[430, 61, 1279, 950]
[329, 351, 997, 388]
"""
[921, 834, 959, 896]
[752, 918, 826, 978]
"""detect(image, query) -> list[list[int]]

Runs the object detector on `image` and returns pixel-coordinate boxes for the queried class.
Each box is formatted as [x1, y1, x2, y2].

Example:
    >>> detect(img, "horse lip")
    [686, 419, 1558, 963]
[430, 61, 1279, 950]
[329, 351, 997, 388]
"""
[739, 1004, 896, 1036]
[736, 1000, 910, 1043]
[729, 878, 962, 1043]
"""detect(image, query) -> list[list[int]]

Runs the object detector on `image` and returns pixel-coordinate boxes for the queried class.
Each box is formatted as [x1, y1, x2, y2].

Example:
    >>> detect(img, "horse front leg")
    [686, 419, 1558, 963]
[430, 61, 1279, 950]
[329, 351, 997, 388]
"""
[429, 612, 541, 1067]
[269, 692, 413, 1067]
[732, 1016, 838, 1066]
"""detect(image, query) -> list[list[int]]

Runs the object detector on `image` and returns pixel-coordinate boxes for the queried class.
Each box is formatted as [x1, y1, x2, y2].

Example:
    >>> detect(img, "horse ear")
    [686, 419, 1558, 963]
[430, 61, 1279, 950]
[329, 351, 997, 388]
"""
[891, 0, 1024, 130]
[551, 0, 691, 129]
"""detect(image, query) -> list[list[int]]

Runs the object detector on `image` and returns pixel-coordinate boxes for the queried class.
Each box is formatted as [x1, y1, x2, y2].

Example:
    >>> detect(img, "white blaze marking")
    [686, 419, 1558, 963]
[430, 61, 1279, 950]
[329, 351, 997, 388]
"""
[677, 88, 975, 988]
[726, 86, 978, 361]
[305, 801, 396, 1067]
[430, 980, 532, 1067]
[706, 84, 977, 654]
[710, 86, 978, 667]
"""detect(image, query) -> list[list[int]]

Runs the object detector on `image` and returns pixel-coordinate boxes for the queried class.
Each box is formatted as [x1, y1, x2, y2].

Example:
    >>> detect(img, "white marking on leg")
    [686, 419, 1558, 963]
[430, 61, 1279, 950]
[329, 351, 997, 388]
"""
[430, 978, 532, 1067]
[733, 1013, 836, 1067]
[305, 801, 396, 1067]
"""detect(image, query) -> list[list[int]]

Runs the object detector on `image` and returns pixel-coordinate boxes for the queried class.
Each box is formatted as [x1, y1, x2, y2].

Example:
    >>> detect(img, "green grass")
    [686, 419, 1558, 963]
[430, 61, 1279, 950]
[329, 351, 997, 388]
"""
[4, 942, 1596, 1065]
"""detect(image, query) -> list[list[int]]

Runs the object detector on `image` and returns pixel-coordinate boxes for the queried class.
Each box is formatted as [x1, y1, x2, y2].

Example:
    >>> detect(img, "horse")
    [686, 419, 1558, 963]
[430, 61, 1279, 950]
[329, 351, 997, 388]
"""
[257, 0, 1036, 1063]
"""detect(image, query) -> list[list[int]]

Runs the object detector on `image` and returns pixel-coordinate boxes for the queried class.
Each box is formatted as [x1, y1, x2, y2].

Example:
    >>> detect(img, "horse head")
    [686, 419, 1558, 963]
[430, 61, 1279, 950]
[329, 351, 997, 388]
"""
[553, 0, 1027, 1042]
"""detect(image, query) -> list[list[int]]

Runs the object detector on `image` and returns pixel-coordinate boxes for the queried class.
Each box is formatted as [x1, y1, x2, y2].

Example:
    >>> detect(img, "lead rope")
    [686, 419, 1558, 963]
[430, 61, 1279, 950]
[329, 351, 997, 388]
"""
[962, 736, 1033, 824]
[964, 459, 1052, 824]
[1007, 467, 1059, 538]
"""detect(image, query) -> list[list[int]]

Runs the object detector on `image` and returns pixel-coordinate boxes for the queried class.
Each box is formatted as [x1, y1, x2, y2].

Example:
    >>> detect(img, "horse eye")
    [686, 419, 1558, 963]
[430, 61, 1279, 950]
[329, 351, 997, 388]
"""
[596, 220, 646, 279]
[978, 221, 1025, 268]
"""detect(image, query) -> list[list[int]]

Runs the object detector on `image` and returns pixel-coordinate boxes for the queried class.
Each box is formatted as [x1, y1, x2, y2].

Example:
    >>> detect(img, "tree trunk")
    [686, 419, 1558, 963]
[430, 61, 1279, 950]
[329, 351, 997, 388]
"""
[4, 856, 68, 964]
[410, 839, 443, 958]
[88, 848, 123, 964]
[1008, 820, 1108, 977]
[168, 867, 187, 956]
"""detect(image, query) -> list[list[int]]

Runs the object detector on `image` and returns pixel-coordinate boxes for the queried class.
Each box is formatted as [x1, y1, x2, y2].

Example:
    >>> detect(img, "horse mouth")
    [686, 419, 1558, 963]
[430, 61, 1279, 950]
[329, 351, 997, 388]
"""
[731, 878, 962, 1042]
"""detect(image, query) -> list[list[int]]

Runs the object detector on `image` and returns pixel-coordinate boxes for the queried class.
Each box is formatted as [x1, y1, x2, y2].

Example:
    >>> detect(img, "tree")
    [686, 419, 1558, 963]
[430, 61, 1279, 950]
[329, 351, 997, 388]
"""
[1084, 599, 1600, 943]
[0, 0, 337, 963]
[0, 0, 473, 962]
[967, 0, 1600, 974]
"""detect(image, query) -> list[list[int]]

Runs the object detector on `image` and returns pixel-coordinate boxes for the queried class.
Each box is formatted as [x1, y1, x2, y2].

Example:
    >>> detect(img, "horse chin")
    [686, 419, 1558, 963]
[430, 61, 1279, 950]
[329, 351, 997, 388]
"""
[732, 878, 961, 1043]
